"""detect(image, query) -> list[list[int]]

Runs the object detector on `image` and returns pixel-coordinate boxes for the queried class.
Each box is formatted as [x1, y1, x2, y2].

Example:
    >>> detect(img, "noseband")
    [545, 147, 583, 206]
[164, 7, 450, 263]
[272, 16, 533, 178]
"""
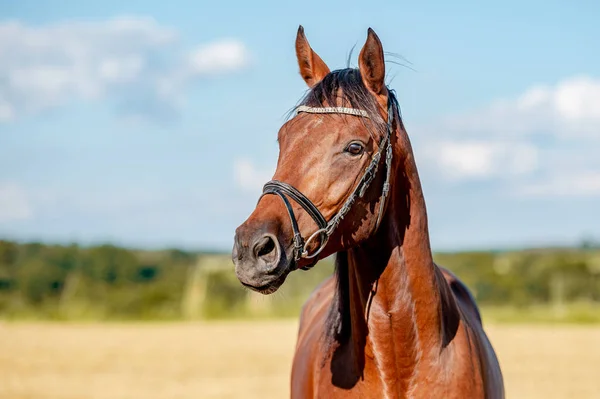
[259, 97, 395, 271]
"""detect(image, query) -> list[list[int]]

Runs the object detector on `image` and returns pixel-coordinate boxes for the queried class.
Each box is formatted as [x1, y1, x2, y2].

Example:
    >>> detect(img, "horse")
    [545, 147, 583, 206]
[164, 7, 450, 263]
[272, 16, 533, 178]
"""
[232, 26, 505, 398]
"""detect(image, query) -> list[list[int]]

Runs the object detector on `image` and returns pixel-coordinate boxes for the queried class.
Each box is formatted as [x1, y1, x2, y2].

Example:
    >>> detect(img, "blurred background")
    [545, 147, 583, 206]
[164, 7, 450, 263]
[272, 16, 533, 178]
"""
[1, 1, 599, 398]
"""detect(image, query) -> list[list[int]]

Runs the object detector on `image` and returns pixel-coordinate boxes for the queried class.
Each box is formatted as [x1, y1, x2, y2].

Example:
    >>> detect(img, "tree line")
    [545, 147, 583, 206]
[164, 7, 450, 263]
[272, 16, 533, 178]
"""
[0, 239, 599, 321]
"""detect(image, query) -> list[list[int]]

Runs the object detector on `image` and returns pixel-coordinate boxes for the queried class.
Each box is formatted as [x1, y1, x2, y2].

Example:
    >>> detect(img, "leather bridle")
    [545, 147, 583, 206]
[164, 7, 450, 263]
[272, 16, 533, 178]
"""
[258, 96, 395, 271]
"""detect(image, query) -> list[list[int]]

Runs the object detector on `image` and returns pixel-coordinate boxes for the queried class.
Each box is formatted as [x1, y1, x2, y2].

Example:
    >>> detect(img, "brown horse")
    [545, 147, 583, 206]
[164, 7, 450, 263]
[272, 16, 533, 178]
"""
[233, 26, 504, 398]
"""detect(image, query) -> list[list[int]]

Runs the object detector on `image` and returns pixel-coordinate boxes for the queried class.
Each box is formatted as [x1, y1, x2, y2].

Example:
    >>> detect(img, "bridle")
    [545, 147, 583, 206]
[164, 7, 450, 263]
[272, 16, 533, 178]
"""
[259, 97, 395, 270]
[258, 96, 395, 271]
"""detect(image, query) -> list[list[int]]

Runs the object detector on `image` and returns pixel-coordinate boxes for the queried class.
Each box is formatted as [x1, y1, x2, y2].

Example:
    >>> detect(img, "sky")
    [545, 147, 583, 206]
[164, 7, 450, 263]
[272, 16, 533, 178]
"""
[1, 0, 599, 252]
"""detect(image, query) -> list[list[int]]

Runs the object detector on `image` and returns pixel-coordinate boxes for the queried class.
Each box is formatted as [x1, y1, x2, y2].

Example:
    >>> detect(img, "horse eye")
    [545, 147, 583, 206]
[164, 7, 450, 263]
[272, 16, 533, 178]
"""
[345, 142, 364, 156]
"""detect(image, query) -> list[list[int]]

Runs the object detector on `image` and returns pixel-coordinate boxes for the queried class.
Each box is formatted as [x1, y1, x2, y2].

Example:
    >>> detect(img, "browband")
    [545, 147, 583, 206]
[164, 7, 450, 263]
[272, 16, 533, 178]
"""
[296, 105, 370, 118]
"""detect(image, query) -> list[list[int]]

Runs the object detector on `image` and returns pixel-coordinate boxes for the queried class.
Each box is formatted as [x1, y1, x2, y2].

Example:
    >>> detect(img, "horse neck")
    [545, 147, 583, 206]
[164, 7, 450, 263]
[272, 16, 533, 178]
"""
[332, 125, 456, 386]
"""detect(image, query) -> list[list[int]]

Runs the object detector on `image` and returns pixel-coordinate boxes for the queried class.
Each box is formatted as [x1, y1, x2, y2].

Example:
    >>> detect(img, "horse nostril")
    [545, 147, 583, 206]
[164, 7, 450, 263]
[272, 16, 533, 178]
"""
[254, 235, 278, 263]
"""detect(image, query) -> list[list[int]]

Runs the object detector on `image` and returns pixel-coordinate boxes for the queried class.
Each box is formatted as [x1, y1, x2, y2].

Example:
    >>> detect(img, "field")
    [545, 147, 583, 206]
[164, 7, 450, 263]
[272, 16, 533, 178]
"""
[1, 321, 599, 399]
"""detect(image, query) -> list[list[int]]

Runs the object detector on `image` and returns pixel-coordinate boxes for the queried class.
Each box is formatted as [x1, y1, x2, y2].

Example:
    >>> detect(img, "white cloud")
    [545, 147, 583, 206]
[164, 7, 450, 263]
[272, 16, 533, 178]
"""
[420, 75, 600, 198]
[233, 158, 274, 195]
[0, 183, 33, 222]
[432, 140, 538, 181]
[518, 172, 600, 198]
[435, 75, 600, 140]
[0, 17, 251, 122]
[549, 76, 600, 120]
[515, 77, 600, 121]
[188, 40, 251, 75]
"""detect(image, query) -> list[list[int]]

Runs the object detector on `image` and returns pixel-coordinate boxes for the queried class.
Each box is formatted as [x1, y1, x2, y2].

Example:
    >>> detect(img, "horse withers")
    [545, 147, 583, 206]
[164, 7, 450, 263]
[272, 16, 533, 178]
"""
[232, 26, 504, 399]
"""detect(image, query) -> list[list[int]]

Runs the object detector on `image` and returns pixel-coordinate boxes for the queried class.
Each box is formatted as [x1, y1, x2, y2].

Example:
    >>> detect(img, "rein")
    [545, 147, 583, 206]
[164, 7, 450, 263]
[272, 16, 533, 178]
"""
[259, 96, 395, 271]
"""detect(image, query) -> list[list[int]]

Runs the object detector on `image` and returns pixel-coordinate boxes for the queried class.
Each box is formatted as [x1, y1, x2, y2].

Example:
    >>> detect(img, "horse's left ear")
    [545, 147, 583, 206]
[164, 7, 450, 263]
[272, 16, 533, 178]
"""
[295, 25, 331, 87]
[358, 28, 387, 106]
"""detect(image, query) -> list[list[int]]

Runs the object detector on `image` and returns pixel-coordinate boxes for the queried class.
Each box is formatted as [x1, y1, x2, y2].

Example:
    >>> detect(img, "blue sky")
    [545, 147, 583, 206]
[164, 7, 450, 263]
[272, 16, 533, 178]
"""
[1, 0, 599, 251]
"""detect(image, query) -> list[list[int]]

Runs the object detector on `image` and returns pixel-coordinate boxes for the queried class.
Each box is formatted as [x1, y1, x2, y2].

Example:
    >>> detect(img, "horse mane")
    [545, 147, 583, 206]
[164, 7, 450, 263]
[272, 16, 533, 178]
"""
[324, 250, 351, 345]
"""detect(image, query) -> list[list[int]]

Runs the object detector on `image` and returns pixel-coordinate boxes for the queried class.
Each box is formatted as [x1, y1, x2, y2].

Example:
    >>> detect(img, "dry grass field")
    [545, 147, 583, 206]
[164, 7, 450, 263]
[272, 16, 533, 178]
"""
[1, 320, 599, 399]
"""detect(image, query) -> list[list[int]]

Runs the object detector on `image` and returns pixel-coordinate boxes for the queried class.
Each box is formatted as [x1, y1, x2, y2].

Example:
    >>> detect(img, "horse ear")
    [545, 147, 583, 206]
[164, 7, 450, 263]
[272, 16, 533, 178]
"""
[295, 25, 330, 87]
[358, 28, 387, 99]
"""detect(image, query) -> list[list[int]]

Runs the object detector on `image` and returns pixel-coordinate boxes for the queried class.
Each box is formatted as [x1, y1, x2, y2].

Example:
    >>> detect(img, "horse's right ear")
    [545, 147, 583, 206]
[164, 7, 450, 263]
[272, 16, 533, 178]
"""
[295, 25, 330, 87]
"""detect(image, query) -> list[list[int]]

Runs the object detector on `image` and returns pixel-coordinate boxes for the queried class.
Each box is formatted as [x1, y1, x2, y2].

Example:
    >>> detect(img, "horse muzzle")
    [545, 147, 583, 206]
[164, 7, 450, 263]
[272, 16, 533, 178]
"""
[232, 226, 292, 294]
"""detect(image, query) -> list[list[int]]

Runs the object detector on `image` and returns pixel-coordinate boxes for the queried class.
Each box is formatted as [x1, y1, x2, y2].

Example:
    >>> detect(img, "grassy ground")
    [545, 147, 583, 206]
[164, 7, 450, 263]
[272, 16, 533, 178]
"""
[1, 320, 599, 399]
[481, 302, 600, 324]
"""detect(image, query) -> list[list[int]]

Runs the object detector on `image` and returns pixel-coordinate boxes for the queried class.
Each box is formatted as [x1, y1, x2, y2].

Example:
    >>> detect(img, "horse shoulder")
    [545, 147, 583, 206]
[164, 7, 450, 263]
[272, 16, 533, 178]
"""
[438, 266, 505, 399]
[291, 275, 336, 398]
[296, 274, 336, 338]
